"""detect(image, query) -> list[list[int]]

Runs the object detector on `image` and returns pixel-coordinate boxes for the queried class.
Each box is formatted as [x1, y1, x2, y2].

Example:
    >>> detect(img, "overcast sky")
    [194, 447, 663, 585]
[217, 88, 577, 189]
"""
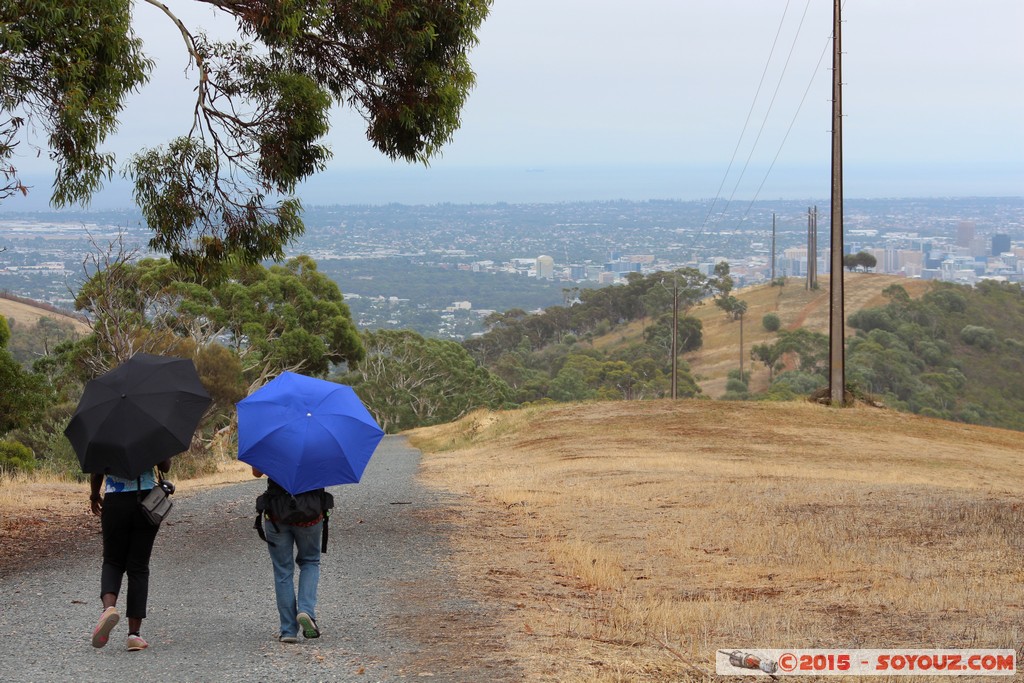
[6, 0, 1023, 208]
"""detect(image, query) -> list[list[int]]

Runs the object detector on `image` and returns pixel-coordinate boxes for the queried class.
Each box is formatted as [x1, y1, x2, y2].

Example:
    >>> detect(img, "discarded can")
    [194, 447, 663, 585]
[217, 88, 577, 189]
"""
[728, 650, 779, 674]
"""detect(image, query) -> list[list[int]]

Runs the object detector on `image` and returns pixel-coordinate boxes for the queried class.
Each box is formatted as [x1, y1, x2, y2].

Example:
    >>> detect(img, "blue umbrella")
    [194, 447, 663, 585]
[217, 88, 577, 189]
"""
[236, 372, 384, 494]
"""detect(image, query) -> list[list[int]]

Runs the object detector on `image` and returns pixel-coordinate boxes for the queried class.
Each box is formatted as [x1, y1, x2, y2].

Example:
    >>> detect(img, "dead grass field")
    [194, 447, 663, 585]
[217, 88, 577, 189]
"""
[0, 295, 90, 334]
[408, 400, 1024, 682]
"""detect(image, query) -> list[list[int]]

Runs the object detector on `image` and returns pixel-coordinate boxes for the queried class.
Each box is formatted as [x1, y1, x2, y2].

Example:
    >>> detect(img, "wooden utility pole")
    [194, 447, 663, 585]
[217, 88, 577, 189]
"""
[807, 206, 818, 289]
[738, 309, 744, 379]
[829, 0, 845, 406]
[670, 275, 678, 399]
[771, 212, 776, 281]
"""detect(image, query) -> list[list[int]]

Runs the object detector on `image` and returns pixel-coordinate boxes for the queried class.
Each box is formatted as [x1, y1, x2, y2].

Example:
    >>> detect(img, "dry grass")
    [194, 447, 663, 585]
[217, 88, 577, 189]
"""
[0, 296, 91, 334]
[409, 400, 1024, 682]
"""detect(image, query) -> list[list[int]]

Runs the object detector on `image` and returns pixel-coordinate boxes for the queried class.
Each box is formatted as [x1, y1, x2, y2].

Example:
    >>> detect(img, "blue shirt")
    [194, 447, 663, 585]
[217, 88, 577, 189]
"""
[104, 470, 157, 493]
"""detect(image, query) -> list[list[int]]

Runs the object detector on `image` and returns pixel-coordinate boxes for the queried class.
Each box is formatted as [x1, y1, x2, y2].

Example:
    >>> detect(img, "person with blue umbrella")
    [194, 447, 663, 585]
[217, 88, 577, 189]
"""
[237, 372, 384, 643]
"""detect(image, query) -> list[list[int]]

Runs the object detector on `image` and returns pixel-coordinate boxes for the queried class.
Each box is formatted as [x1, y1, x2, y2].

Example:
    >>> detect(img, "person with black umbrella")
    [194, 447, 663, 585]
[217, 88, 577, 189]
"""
[65, 353, 212, 652]
[88, 458, 173, 651]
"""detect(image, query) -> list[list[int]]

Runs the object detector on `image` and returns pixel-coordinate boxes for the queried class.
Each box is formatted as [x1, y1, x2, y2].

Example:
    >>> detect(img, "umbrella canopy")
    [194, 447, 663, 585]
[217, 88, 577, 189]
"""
[65, 353, 212, 479]
[236, 372, 384, 495]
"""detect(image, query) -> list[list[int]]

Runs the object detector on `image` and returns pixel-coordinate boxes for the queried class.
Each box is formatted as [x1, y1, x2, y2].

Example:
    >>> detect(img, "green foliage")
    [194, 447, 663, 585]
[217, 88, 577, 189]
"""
[72, 254, 364, 382]
[129, 139, 308, 271]
[3, 315, 81, 368]
[847, 307, 897, 334]
[845, 280, 1024, 430]
[7, 402, 80, 477]
[727, 369, 750, 385]
[762, 313, 781, 332]
[193, 343, 247, 428]
[0, 315, 9, 348]
[0, 0, 151, 204]
[0, 439, 34, 474]
[768, 371, 826, 397]
[772, 328, 829, 375]
[461, 269, 715, 405]
[721, 365, 750, 400]
[643, 314, 703, 354]
[341, 329, 512, 432]
[723, 377, 750, 399]
[960, 325, 997, 351]
[2, 0, 491, 273]
[843, 251, 878, 271]
[0, 347, 49, 434]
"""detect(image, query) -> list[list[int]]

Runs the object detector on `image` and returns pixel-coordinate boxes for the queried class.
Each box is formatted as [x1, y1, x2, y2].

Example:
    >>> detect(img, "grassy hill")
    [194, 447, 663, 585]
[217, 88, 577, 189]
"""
[0, 293, 90, 335]
[595, 274, 933, 398]
[410, 399, 1024, 681]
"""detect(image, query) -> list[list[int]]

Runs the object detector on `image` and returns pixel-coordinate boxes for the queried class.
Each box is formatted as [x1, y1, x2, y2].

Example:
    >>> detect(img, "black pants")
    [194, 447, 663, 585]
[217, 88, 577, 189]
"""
[100, 492, 160, 620]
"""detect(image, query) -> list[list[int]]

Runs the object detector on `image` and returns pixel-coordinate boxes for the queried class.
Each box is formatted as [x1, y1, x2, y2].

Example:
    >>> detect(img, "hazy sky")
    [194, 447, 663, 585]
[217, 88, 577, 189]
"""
[6, 0, 1024, 208]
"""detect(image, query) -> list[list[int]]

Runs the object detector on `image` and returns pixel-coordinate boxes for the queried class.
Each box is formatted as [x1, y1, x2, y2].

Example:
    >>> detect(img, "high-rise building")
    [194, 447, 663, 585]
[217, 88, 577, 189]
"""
[536, 255, 554, 280]
[992, 233, 1011, 256]
[957, 221, 976, 247]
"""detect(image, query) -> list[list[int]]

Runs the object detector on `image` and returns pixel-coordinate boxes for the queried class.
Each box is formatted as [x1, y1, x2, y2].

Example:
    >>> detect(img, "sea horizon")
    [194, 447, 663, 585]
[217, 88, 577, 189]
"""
[1, 162, 1021, 214]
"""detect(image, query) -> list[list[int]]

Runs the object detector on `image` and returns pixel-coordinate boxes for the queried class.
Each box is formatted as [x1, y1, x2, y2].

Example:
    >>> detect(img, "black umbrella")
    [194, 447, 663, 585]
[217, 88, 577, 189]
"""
[65, 353, 212, 479]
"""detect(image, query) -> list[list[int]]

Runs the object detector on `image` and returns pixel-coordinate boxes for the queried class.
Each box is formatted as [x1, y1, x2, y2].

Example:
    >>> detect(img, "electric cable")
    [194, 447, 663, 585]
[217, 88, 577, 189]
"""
[695, 0, 794, 240]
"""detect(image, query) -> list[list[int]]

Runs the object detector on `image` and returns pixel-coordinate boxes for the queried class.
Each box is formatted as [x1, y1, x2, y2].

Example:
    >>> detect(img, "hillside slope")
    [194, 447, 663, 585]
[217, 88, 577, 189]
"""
[410, 399, 1024, 681]
[0, 294, 90, 335]
[597, 274, 932, 397]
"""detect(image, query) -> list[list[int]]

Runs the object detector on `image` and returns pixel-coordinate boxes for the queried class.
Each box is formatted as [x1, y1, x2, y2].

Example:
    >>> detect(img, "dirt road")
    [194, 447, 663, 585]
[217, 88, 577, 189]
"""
[0, 436, 518, 682]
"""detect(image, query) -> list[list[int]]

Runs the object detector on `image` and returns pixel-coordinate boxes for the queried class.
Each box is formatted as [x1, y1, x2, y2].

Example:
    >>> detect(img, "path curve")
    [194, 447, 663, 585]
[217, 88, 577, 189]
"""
[0, 436, 518, 682]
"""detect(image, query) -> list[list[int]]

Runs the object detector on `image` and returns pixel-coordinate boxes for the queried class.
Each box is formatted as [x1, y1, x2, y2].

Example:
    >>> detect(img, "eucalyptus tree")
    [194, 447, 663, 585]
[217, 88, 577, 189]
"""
[341, 329, 512, 432]
[1, 0, 491, 273]
[73, 254, 363, 385]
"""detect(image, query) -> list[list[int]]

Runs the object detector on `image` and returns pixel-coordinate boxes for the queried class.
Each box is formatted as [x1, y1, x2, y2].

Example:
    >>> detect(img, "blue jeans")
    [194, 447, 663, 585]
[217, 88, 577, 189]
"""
[264, 519, 322, 638]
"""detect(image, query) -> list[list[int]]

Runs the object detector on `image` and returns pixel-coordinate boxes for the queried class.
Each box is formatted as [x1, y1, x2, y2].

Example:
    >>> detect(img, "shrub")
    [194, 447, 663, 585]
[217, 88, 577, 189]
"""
[10, 402, 81, 478]
[762, 313, 781, 332]
[0, 440, 35, 474]
[960, 325, 997, 351]
[725, 378, 749, 394]
[1005, 338, 1024, 353]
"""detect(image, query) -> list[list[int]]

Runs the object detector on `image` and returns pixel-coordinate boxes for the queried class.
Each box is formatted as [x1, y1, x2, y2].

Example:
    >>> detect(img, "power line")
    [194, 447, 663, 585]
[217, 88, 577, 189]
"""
[718, 0, 816, 226]
[695, 0, 794, 241]
[737, 32, 832, 226]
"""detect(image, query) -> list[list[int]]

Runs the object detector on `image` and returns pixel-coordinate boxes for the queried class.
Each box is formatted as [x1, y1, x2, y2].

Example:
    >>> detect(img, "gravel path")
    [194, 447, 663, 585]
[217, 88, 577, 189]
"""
[0, 436, 518, 682]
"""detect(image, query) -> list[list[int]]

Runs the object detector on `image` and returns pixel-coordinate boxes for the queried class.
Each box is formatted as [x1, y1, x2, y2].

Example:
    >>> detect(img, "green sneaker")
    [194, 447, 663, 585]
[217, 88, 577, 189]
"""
[279, 634, 298, 644]
[297, 612, 320, 639]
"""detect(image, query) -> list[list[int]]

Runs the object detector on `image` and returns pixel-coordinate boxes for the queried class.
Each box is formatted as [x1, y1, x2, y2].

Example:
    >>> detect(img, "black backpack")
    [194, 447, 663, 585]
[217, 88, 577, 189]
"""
[254, 479, 335, 552]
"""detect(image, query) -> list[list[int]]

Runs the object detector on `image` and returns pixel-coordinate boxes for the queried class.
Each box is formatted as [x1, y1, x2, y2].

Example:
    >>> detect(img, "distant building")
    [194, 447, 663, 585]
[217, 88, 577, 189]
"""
[992, 233, 1011, 256]
[968, 236, 989, 259]
[780, 247, 808, 277]
[897, 250, 924, 277]
[536, 255, 554, 279]
[957, 221, 976, 247]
